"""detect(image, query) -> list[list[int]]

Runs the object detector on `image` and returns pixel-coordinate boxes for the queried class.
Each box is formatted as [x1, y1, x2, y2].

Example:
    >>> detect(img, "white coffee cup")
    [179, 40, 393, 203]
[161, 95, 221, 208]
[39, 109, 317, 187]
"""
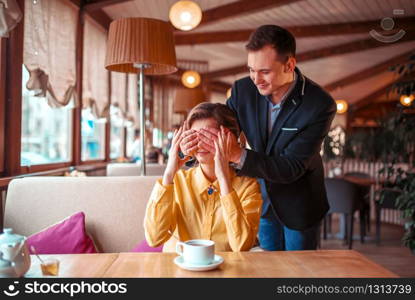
[175, 239, 215, 265]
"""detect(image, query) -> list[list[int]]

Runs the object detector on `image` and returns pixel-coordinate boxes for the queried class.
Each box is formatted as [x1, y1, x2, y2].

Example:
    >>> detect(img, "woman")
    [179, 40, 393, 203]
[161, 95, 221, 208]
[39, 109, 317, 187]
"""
[144, 103, 262, 252]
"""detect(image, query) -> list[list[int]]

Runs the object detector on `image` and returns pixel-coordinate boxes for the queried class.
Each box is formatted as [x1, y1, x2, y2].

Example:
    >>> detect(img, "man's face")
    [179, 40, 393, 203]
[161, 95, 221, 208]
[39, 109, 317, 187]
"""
[247, 45, 293, 96]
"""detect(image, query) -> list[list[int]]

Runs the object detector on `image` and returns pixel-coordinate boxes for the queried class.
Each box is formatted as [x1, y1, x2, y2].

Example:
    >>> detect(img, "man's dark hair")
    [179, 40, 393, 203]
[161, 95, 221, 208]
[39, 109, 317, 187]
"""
[246, 25, 296, 59]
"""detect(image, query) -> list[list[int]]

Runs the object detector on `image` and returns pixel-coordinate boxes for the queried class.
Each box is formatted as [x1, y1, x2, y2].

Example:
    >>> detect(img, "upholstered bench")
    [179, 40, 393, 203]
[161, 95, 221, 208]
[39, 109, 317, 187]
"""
[4, 176, 159, 253]
[106, 163, 166, 176]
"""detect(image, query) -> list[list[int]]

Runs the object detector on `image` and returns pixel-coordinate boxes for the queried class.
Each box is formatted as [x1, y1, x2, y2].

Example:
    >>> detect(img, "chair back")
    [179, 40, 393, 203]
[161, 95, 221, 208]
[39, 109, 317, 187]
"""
[107, 163, 166, 176]
[5, 176, 159, 253]
[325, 178, 359, 214]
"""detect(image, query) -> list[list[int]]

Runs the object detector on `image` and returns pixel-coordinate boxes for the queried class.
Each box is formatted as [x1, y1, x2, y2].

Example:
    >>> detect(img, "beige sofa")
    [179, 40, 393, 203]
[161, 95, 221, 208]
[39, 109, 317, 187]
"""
[4, 176, 160, 253]
[107, 163, 166, 176]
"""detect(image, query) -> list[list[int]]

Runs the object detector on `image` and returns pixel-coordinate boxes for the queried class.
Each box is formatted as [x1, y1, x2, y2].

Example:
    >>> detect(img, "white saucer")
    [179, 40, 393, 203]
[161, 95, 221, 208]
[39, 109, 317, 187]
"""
[174, 255, 224, 271]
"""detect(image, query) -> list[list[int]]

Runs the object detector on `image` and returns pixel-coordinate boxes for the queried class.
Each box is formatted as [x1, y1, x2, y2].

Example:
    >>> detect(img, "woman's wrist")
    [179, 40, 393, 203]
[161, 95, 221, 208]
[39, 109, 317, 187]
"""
[218, 177, 231, 196]
[162, 171, 175, 185]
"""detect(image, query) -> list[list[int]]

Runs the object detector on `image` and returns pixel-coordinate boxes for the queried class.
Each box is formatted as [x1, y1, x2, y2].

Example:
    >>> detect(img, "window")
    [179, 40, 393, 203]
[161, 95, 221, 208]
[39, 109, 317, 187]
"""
[110, 105, 124, 159]
[81, 108, 106, 161]
[152, 128, 163, 148]
[21, 66, 72, 166]
[126, 126, 140, 162]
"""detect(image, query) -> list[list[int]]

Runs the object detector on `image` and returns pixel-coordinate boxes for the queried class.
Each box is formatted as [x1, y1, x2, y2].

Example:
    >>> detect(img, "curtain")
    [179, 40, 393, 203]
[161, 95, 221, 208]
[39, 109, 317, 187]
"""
[0, 0, 23, 38]
[127, 73, 138, 128]
[82, 15, 109, 118]
[23, 0, 77, 107]
[110, 71, 127, 116]
[153, 77, 178, 132]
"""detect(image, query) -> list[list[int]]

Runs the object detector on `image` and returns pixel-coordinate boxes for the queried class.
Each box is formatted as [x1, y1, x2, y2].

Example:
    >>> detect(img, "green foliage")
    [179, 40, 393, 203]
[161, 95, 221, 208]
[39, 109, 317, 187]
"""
[375, 109, 415, 253]
[379, 168, 415, 252]
[389, 53, 415, 97]
[345, 109, 415, 163]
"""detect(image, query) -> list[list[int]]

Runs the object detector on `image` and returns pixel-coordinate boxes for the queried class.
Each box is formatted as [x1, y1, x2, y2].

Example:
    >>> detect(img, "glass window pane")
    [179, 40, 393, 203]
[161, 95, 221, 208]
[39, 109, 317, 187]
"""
[21, 66, 72, 166]
[81, 108, 105, 161]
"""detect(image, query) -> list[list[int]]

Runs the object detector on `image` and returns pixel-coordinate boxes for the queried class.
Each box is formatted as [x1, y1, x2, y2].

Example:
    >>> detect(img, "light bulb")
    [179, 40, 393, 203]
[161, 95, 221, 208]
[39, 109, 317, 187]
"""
[180, 11, 192, 22]
[186, 76, 196, 84]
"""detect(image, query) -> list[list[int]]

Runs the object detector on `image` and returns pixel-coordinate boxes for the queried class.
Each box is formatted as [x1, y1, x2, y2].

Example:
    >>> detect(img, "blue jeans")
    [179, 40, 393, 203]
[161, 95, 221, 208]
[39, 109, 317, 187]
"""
[258, 212, 320, 251]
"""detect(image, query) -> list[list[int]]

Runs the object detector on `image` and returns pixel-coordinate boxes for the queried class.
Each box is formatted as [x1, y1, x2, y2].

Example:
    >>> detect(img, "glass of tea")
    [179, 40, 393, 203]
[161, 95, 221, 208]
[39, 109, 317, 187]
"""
[40, 258, 60, 276]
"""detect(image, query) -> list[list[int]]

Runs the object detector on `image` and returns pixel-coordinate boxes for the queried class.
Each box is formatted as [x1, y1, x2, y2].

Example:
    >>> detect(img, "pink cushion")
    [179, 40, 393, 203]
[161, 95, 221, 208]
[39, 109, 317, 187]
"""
[27, 212, 97, 254]
[131, 239, 163, 252]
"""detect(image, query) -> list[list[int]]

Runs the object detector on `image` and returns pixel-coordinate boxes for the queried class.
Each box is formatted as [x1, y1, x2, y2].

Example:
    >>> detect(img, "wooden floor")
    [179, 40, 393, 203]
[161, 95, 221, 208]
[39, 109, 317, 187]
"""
[320, 216, 415, 277]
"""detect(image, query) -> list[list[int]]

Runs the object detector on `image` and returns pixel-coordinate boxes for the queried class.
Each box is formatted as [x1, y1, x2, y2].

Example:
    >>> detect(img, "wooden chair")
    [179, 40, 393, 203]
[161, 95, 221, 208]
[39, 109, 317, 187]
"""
[323, 178, 363, 249]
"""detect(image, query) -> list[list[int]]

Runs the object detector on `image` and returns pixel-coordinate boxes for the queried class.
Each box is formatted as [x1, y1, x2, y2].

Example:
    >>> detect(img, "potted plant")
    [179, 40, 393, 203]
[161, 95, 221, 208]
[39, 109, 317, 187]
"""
[377, 52, 415, 253]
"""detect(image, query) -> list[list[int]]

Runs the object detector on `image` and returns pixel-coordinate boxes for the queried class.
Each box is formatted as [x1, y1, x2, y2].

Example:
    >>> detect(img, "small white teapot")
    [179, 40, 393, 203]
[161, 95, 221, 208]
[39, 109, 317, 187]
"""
[0, 252, 17, 278]
[0, 228, 31, 277]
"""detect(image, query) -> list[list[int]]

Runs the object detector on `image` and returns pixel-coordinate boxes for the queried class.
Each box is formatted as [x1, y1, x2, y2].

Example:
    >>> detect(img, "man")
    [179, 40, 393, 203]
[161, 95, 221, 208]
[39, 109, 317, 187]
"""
[180, 25, 336, 251]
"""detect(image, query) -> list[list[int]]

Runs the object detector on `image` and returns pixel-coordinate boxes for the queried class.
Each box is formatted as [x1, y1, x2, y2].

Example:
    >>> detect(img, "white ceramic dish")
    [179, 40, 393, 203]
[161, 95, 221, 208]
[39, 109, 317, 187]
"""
[174, 254, 224, 272]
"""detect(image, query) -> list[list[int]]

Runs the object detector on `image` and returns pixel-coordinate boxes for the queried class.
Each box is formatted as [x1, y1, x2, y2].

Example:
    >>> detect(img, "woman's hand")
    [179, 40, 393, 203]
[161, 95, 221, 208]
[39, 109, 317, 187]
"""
[198, 127, 243, 165]
[163, 125, 188, 185]
[214, 126, 233, 196]
[179, 121, 198, 157]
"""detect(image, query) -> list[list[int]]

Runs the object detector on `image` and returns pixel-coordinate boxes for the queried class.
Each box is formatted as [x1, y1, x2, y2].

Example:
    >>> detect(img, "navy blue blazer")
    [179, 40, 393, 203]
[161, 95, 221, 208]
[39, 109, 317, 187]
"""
[227, 68, 336, 231]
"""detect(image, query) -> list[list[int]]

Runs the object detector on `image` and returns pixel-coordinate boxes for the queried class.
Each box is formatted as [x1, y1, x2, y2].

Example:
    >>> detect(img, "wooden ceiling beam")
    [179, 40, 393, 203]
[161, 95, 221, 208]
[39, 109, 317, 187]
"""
[204, 65, 248, 80]
[69, 0, 113, 30]
[84, 0, 133, 12]
[210, 81, 232, 93]
[175, 30, 253, 45]
[85, 9, 112, 30]
[297, 30, 415, 61]
[204, 30, 415, 79]
[351, 83, 395, 111]
[324, 50, 415, 92]
[69, 0, 82, 7]
[198, 0, 302, 28]
[352, 71, 415, 111]
[175, 17, 415, 45]
[353, 101, 398, 119]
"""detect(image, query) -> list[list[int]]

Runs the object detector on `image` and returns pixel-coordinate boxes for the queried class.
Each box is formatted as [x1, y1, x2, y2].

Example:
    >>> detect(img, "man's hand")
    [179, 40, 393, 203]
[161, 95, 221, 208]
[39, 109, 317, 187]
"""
[198, 127, 243, 165]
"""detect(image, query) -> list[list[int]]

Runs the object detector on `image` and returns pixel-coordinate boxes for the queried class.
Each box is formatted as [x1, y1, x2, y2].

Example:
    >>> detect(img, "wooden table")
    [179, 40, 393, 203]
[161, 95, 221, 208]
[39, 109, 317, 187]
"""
[26, 250, 397, 278]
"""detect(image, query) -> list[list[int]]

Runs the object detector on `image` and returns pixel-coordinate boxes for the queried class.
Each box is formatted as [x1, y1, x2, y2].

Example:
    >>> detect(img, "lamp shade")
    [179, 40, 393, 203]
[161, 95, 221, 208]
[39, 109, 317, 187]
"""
[105, 18, 177, 75]
[174, 87, 205, 114]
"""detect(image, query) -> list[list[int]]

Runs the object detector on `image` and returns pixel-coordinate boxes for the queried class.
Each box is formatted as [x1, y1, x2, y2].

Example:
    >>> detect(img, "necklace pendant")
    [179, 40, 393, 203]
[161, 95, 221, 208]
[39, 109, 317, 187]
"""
[207, 186, 214, 195]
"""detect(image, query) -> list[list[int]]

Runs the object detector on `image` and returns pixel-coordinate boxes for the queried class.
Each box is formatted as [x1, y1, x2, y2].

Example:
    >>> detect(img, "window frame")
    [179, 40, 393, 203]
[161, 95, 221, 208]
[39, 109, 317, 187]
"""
[0, 38, 6, 174]
[0, 0, 113, 180]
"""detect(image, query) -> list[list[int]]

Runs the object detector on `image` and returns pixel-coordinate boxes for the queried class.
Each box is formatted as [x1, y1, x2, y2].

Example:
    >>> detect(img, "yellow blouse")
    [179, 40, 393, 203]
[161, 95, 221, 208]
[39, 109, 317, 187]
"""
[144, 166, 262, 252]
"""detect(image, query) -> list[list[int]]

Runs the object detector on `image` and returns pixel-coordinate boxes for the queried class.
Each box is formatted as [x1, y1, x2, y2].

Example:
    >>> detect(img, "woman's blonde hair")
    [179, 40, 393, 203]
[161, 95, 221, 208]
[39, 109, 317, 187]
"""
[186, 102, 240, 137]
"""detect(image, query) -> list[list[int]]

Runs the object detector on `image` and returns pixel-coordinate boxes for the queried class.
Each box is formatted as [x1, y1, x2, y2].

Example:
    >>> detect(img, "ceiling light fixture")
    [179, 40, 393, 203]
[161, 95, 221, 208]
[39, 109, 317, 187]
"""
[169, 1, 202, 31]
[336, 99, 348, 114]
[181, 70, 201, 88]
[400, 94, 414, 107]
